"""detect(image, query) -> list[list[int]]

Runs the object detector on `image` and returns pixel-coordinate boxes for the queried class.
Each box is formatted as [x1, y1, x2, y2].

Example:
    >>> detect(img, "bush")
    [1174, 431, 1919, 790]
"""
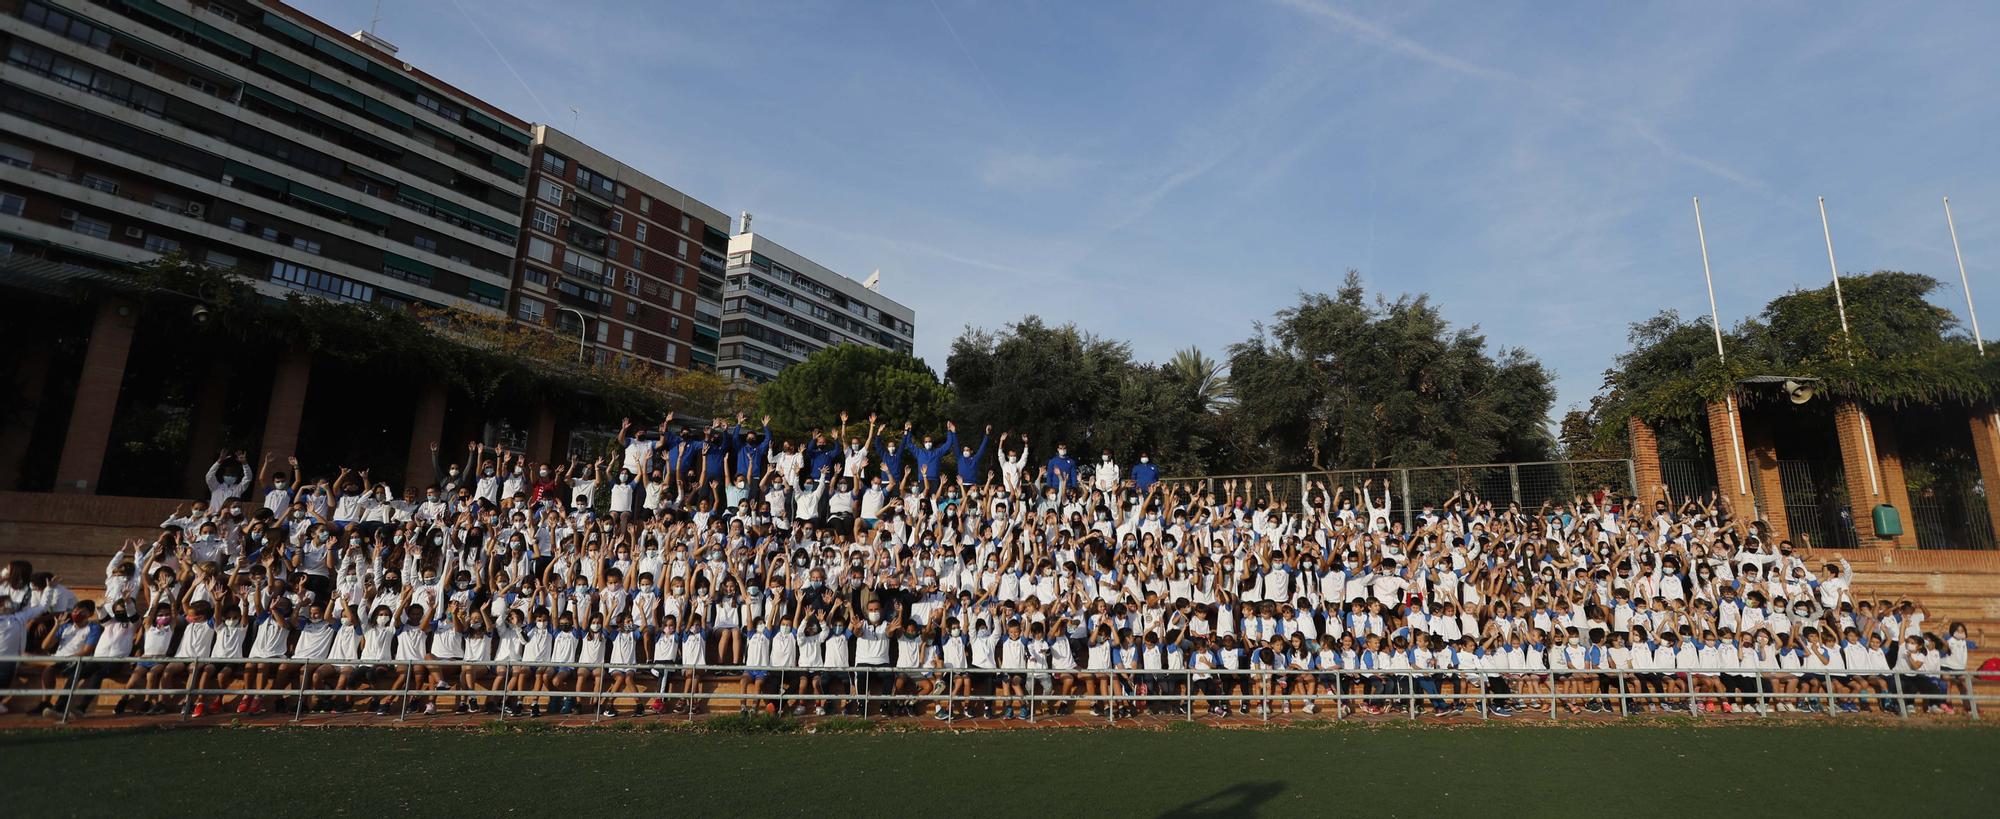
[698, 710, 802, 734]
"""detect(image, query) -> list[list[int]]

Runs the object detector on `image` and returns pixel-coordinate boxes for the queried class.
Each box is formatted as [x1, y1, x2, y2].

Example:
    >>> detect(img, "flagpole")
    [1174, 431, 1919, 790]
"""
[1944, 197, 1985, 356]
[1694, 197, 1751, 497]
[1820, 196, 1879, 497]
[1945, 197, 2000, 452]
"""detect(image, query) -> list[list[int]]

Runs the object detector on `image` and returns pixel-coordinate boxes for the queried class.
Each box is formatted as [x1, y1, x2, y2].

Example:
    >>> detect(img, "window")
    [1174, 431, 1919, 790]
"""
[537, 180, 564, 205]
[522, 267, 549, 287]
[119, 51, 154, 71]
[270, 260, 373, 304]
[517, 297, 546, 323]
[71, 216, 111, 239]
[595, 321, 610, 343]
[540, 152, 567, 175]
[609, 212, 622, 232]
[671, 290, 683, 311]
[80, 173, 119, 194]
[138, 233, 178, 254]
[680, 214, 690, 233]
[670, 316, 681, 332]
[575, 166, 615, 199]
[632, 247, 644, 266]
[187, 76, 220, 96]
[677, 238, 688, 258]
[635, 223, 647, 242]
[526, 237, 555, 264]
[0, 193, 22, 216]
[203, 250, 238, 270]
[412, 235, 439, 253]
[665, 341, 678, 362]
[621, 329, 634, 350]
[531, 208, 559, 235]
[23, 2, 112, 51]
[625, 301, 638, 318]
[624, 271, 639, 293]
[0, 142, 31, 168]
[607, 238, 619, 258]
[639, 196, 651, 213]
[292, 237, 321, 254]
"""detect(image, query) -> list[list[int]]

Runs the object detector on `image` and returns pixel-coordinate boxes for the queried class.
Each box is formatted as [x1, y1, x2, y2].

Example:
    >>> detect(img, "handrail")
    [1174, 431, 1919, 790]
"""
[1, 655, 1985, 725]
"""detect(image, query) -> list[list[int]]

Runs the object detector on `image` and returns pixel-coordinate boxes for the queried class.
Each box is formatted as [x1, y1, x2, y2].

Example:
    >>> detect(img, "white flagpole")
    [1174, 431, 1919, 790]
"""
[1694, 197, 1750, 496]
[1946, 197, 2000, 451]
[1820, 197, 1879, 496]
[1944, 197, 1985, 356]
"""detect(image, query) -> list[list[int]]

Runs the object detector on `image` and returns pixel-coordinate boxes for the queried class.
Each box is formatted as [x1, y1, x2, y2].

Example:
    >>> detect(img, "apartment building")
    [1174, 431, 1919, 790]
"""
[720, 231, 915, 382]
[511, 125, 729, 370]
[0, 0, 532, 313]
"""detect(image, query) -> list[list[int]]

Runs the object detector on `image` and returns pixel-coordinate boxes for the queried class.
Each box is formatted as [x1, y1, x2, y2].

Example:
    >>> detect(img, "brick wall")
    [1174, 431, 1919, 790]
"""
[1626, 416, 1663, 500]
[0, 491, 184, 588]
[1741, 412, 1792, 543]
[1970, 410, 2000, 538]
[1705, 398, 1756, 517]
[1833, 401, 1915, 548]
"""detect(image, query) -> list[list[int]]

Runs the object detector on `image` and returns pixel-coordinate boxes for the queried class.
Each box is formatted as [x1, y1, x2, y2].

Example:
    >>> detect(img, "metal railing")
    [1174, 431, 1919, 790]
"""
[2, 655, 1986, 726]
[1157, 459, 1637, 532]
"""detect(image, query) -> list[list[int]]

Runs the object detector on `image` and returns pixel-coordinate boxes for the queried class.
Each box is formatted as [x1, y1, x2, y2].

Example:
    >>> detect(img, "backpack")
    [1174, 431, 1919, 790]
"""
[1977, 656, 2000, 683]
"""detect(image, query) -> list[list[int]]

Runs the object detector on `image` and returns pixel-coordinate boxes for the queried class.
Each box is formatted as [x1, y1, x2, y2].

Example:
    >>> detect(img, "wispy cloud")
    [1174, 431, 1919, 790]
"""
[977, 151, 1094, 193]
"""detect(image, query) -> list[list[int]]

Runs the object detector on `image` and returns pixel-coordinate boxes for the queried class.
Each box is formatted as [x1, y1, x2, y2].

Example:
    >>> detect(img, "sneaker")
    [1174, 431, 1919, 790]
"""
[191, 702, 207, 718]
[423, 703, 437, 716]
[1492, 707, 1514, 718]
[602, 707, 619, 717]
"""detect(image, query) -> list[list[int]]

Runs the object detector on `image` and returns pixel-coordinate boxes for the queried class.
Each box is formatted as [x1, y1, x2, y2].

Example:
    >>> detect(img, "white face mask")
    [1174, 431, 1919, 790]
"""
[866, 611, 883, 624]
[375, 615, 391, 626]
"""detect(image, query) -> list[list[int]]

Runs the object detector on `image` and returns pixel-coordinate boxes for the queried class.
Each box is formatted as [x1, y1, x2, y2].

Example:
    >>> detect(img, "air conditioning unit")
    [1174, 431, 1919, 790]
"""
[185, 202, 205, 217]
[560, 217, 572, 227]
[123, 226, 146, 239]
[59, 208, 79, 221]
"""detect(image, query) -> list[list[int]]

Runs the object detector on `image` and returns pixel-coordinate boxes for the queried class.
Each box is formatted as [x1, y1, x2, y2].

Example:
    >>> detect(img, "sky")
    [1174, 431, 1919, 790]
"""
[294, 0, 2000, 416]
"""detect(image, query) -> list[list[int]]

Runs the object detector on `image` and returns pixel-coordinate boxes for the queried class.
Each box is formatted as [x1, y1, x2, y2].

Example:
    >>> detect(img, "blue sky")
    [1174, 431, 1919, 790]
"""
[296, 0, 1999, 416]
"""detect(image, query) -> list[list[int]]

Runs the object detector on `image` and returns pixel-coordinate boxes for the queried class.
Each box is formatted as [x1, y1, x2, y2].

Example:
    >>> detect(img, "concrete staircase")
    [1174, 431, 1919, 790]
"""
[1843, 548, 2000, 664]
[0, 492, 181, 586]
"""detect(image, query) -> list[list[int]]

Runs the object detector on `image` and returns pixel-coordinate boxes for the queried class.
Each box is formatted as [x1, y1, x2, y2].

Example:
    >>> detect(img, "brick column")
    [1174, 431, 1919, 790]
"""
[54, 298, 139, 494]
[1705, 398, 1756, 518]
[1971, 410, 2000, 539]
[404, 382, 448, 490]
[1740, 411, 1791, 543]
[525, 402, 557, 466]
[0, 344, 51, 490]
[1833, 400, 1915, 548]
[258, 349, 312, 467]
[181, 362, 231, 496]
[1626, 416, 1663, 501]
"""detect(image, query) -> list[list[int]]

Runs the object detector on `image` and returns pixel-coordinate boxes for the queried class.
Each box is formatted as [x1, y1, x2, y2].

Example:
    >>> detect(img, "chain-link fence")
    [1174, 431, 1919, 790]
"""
[1157, 459, 1636, 529]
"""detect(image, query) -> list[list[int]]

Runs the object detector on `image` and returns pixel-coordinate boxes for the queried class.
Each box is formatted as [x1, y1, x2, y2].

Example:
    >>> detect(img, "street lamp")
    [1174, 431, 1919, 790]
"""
[556, 306, 588, 364]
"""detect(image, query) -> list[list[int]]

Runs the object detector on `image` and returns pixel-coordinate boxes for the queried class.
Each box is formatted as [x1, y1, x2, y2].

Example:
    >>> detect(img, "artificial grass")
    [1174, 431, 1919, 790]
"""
[2, 722, 1995, 817]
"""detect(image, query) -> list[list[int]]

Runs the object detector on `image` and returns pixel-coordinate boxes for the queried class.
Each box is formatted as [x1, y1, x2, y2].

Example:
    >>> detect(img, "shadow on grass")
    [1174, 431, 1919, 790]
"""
[1158, 781, 1286, 817]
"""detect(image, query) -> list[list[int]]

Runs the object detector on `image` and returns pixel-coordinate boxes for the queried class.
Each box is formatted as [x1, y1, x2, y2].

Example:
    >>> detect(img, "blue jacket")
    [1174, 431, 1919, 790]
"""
[906, 431, 956, 482]
[954, 434, 990, 484]
[805, 440, 840, 478]
[875, 439, 908, 483]
[734, 425, 771, 481]
[1047, 453, 1078, 486]
[1131, 461, 1159, 492]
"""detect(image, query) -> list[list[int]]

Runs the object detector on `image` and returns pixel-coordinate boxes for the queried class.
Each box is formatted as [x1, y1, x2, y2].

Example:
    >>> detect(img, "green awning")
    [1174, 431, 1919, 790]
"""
[242, 85, 296, 113]
[487, 154, 527, 181]
[260, 11, 316, 47]
[395, 187, 436, 207]
[348, 165, 399, 188]
[124, 0, 198, 34]
[224, 160, 289, 193]
[466, 280, 507, 301]
[468, 211, 518, 239]
[308, 74, 364, 110]
[286, 183, 352, 214]
[196, 24, 253, 58]
[362, 98, 412, 129]
[382, 252, 435, 276]
[313, 37, 370, 72]
[365, 61, 425, 96]
[254, 51, 310, 85]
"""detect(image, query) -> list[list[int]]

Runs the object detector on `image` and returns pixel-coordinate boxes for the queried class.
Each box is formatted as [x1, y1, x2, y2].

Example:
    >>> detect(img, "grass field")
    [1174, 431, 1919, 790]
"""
[3, 722, 1997, 817]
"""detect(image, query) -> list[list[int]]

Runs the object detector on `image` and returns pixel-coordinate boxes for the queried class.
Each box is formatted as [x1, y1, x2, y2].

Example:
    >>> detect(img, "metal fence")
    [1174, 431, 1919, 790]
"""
[1778, 460, 1859, 549]
[1910, 483, 1998, 551]
[1158, 459, 1636, 531]
[1660, 458, 1717, 504]
[12, 654, 1978, 726]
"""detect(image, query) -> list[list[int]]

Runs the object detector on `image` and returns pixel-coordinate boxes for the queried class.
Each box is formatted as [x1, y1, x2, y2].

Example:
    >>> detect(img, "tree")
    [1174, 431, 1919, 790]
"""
[945, 317, 1215, 474]
[1225, 272, 1555, 472]
[1167, 346, 1232, 412]
[757, 344, 953, 433]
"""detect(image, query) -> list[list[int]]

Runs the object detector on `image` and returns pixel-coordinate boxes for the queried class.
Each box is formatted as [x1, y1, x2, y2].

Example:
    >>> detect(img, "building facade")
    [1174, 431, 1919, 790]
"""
[720, 231, 915, 382]
[512, 125, 728, 371]
[0, 0, 532, 314]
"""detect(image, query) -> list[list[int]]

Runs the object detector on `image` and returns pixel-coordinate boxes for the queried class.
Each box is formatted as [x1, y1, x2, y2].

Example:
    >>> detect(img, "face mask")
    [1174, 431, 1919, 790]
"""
[375, 616, 391, 626]
[866, 611, 883, 623]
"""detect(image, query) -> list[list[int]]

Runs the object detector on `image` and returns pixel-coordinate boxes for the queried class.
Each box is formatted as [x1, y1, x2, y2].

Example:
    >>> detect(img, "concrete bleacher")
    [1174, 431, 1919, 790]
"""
[0, 492, 181, 585]
[1843, 548, 2000, 663]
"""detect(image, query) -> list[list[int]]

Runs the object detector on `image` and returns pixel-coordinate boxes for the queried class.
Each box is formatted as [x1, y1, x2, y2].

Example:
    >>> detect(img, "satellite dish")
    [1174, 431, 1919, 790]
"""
[863, 269, 881, 291]
[1783, 379, 1815, 404]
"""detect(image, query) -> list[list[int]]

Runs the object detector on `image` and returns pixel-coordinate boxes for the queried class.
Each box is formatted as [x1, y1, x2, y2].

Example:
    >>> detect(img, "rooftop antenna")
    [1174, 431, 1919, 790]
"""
[369, 0, 382, 34]
[740, 211, 753, 235]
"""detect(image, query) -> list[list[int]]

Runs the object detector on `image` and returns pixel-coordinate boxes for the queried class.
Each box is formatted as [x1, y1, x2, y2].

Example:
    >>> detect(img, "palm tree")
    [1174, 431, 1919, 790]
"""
[1168, 346, 1232, 412]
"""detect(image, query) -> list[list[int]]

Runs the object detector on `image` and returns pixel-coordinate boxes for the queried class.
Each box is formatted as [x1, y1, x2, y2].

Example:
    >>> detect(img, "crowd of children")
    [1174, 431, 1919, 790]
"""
[0, 411, 1984, 721]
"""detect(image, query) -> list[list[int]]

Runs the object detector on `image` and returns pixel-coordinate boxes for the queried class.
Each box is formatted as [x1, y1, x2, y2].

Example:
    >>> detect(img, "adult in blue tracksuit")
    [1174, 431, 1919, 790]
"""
[700, 424, 733, 483]
[903, 420, 956, 489]
[875, 423, 909, 486]
[1046, 443, 1078, 489]
[805, 429, 841, 479]
[667, 426, 704, 484]
[733, 415, 772, 484]
[954, 425, 992, 485]
[1130, 452, 1159, 493]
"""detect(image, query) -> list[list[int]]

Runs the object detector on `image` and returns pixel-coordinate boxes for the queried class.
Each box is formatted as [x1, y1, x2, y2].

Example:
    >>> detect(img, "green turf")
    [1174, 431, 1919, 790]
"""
[3, 723, 1996, 817]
